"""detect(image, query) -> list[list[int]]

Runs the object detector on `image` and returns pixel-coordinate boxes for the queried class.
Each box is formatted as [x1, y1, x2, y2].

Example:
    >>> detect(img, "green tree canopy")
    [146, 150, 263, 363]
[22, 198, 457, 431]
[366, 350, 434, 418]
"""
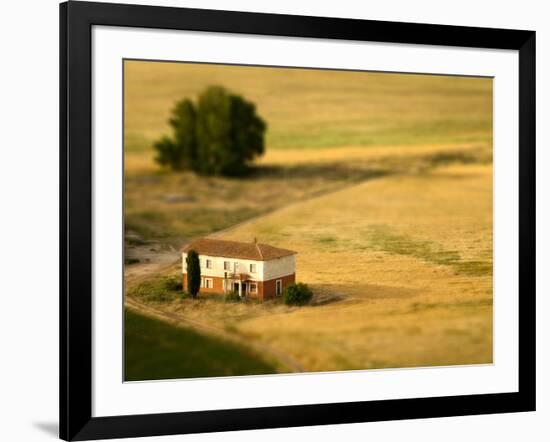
[154, 98, 197, 170]
[154, 86, 266, 176]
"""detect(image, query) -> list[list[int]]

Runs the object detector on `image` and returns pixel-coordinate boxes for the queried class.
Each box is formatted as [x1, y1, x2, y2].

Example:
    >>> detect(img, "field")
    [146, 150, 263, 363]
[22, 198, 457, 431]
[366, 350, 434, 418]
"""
[123, 60, 493, 379]
[125, 309, 276, 381]
[124, 61, 492, 249]
[124, 61, 492, 153]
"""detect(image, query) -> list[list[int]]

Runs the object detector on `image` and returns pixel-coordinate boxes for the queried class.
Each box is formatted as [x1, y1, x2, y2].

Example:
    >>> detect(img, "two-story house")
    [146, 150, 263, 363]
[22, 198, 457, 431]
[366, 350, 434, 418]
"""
[182, 238, 297, 300]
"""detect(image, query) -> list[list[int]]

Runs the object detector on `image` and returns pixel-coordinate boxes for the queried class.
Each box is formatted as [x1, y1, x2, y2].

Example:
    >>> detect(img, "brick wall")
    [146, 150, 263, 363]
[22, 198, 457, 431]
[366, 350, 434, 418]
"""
[182, 274, 225, 294]
[259, 273, 296, 300]
[182, 272, 296, 301]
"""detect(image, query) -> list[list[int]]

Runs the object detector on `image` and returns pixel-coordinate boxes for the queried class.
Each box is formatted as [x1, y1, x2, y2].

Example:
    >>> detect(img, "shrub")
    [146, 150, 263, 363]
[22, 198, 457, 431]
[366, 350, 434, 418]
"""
[154, 86, 266, 176]
[186, 249, 201, 298]
[163, 276, 182, 291]
[224, 291, 241, 303]
[283, 283, 313, 306]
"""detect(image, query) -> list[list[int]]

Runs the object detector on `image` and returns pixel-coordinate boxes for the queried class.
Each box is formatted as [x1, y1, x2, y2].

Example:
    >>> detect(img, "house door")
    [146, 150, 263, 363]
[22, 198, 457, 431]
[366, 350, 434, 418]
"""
[276, 280, 282, 296]
[233, 282, 246, 297]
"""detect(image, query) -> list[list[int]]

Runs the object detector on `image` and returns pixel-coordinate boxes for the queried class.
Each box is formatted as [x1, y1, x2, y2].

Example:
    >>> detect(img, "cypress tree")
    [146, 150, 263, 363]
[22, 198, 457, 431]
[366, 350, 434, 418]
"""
[186, 249, 201, 298]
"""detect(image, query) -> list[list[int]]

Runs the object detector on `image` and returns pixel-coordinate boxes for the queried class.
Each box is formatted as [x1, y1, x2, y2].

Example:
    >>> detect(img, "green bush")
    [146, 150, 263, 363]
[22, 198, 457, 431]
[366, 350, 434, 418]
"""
[163, 276, 182, 291]
[283, 283, 313, 306]
[154, 86, 266, 176]
[224, 291, 241, 303]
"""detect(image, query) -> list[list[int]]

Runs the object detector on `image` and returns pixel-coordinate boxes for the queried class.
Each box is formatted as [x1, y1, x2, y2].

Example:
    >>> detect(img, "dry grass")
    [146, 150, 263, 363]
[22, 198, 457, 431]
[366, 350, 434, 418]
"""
[125, 143, 490, 246]
[206, 163, 492, 371]
[124, 61, 492, 152]
[137, 163, 493, 372]
[124, 61, 492, 249]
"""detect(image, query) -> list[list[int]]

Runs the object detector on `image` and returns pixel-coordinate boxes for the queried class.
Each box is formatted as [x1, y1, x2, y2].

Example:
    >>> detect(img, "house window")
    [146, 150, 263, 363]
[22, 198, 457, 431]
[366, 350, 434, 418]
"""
[234, 262, 239, 273]
[249, 283, 257, 294]
[276, 279, 282, 296]
[204, 278, 213, 289]
[249, 263, 256, 273]
[205, 259, 212, 269]
[224, 261, 230, 270]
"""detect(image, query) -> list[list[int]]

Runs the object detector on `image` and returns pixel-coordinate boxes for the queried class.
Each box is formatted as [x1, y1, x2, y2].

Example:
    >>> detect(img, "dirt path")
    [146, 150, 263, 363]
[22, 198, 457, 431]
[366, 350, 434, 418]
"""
[125, 243, 180, 284]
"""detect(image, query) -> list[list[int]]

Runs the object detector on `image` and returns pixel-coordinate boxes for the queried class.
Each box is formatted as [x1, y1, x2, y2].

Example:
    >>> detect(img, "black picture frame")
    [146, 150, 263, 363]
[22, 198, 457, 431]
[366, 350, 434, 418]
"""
[60, 1, 536, 440]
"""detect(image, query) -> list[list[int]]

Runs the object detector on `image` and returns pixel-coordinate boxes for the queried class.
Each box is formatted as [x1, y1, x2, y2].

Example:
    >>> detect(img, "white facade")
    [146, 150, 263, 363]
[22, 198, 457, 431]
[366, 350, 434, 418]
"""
[262, 255, 296, 280]
[182, 253, 295, 282]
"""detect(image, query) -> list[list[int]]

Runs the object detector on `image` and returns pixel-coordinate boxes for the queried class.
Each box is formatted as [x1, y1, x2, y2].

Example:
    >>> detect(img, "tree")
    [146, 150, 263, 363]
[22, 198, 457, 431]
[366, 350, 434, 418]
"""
[154, 86, 266, 175]
[195, 86, 266, 176]
[154, 99, 196, 170]
[186, 249, 201, 298]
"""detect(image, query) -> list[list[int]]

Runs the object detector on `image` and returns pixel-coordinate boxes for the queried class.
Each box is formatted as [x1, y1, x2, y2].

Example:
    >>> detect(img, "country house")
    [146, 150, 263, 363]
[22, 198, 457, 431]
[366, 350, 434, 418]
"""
[182, 238, 296, 300]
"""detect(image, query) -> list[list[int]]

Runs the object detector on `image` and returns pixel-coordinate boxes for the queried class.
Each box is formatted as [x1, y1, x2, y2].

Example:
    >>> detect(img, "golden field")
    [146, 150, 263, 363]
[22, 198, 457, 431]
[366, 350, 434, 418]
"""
[123, 60, 493, 377]
[124, 60, 492, 250]
[124, 60, 492, 152]
[214, 163, 493, 370]
[134, 161, 492, 372]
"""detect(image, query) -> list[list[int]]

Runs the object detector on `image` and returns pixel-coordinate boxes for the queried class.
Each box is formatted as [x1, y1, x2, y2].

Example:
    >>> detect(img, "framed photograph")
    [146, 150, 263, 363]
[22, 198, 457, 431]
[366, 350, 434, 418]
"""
[60, 1, 535, 440]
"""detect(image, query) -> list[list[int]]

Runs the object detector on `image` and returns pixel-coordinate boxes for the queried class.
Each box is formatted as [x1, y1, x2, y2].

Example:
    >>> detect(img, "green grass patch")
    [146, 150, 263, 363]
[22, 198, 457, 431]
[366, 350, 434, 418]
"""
[365, 225, 492, 276]
[128, 277, 183, 303]
[453, 260, 493, 276]
[124, 309, 276, 381]
[317, 235, 337, 244]
[125, 207, 262, 244]
[267, 118, 492, 151]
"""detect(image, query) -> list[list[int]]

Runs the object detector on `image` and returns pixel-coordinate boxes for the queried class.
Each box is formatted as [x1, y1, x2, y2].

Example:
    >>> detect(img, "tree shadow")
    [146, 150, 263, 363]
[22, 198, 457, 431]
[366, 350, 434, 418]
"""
[248, 163, 390, 183]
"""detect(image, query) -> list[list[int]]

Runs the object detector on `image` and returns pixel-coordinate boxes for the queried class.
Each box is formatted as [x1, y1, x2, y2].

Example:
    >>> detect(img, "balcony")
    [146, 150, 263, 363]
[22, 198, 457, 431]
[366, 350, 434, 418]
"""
[225, 272, 250, 281]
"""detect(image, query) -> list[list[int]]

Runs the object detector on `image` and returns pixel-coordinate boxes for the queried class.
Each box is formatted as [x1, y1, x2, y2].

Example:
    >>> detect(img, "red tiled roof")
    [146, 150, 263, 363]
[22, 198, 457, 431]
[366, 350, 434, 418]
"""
[182, 238, 296, 261]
